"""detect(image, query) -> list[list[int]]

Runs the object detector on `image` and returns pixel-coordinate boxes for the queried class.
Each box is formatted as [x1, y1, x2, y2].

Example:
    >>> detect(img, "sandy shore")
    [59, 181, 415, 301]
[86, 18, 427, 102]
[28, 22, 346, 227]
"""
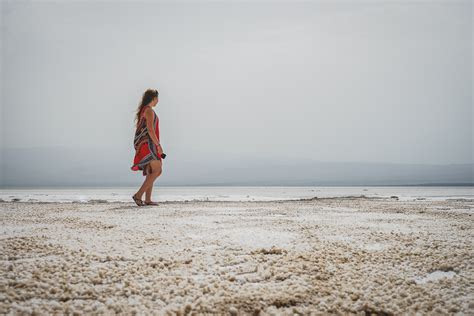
[0, 197, 473, 315]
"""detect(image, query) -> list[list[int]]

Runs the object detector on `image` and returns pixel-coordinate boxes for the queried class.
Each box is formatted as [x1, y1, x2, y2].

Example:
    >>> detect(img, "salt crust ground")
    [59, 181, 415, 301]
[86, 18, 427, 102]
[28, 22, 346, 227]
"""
[0, 197, 473, 315]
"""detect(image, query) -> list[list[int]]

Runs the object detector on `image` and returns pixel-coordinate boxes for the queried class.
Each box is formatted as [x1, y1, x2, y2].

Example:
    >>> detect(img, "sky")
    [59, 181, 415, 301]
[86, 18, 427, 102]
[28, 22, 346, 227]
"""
[0, 0, 472, 186]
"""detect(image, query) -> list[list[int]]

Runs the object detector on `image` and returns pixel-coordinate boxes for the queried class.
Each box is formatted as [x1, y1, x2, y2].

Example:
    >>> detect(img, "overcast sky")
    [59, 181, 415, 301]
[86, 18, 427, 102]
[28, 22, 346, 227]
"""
[0, 0, 472, 186]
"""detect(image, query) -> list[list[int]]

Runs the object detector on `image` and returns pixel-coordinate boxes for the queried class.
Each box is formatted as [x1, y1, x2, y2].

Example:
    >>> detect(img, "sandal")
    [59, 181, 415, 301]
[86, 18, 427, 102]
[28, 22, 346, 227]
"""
[144, 201, 159, 206]
[132, 194, 144, 207]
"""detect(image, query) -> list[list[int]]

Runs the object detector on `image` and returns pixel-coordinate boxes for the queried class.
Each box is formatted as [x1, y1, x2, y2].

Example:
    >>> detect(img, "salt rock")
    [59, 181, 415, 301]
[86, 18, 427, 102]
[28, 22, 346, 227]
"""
[229, 306, 238, 315]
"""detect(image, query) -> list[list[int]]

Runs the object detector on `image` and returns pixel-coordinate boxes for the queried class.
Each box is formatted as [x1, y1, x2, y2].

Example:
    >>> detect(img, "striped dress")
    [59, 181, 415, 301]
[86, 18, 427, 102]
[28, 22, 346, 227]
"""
[131, 106, 161, 176]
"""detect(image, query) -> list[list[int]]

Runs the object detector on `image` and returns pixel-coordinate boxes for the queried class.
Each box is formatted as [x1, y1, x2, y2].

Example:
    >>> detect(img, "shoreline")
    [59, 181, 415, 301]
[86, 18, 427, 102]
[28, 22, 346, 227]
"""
[0, 194, 390, 204]
[2, 195, 473, 205]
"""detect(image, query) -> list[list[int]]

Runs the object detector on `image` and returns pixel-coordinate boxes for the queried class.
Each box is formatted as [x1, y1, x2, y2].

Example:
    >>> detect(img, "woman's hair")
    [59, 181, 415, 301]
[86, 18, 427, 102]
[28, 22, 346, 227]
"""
[135, 88, 159, 129]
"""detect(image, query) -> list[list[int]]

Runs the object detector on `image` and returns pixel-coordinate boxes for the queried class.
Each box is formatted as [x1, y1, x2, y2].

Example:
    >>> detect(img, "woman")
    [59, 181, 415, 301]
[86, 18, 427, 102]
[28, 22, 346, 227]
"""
[131, 88, 164, 206]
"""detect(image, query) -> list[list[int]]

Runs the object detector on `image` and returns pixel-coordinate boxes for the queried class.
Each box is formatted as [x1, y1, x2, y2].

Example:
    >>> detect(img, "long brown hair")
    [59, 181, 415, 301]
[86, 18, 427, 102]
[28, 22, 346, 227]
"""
[135, 88, 159, 129]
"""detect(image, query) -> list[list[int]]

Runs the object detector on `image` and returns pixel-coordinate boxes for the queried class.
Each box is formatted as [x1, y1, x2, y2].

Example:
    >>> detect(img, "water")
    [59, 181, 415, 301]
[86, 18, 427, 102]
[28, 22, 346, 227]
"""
[0, 186, 472, 203]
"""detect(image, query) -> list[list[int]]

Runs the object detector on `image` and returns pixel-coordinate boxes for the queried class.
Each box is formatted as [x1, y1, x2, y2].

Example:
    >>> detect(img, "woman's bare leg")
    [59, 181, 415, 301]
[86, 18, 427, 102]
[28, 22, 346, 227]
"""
[145, 163, 161, 201]
[135, 160, 162, 199]
[145, 183, 153, 202]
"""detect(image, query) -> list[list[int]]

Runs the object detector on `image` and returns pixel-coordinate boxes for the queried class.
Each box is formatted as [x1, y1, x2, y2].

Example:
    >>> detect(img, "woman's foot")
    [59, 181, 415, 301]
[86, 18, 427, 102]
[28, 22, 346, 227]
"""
[132, 194, 144, 206]
[144, 200, 159, 206]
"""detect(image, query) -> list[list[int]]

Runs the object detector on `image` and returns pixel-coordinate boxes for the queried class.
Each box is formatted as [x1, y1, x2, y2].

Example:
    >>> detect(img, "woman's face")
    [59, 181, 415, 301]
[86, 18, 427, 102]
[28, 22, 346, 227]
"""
[153, 95, 159, 106]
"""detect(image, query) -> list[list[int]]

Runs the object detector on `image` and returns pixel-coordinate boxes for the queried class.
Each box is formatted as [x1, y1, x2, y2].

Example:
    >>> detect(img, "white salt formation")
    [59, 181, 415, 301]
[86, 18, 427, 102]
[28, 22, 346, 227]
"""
[0, 197, 472, 314]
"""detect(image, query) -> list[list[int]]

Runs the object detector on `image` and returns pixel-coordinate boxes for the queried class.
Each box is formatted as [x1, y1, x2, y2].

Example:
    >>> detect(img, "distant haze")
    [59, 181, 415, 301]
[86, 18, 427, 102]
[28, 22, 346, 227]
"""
[1, 0, 472, 187]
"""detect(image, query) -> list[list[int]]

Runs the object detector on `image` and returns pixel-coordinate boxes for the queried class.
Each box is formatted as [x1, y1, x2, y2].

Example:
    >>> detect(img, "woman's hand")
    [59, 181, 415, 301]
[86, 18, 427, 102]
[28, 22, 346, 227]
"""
[156, 143, 164, 156]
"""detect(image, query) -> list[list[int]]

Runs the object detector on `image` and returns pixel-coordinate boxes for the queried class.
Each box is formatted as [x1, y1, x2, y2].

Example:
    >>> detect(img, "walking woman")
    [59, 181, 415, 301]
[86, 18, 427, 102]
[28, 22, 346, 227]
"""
[131, 88, 164, 206]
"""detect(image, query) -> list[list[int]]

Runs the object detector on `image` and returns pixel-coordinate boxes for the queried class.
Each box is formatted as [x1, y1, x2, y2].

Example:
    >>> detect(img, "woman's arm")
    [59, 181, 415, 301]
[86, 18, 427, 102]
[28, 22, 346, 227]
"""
[144, 108, 163, 155]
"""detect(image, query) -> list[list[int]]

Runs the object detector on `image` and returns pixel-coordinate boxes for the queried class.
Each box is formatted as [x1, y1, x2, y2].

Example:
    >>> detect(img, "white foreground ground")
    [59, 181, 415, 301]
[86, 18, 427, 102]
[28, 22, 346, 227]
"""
[0, 197, 473, 315]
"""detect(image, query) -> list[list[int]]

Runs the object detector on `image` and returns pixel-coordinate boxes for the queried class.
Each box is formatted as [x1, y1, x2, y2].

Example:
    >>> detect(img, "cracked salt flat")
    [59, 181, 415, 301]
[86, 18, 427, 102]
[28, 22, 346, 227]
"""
[1, 196, 472, 315]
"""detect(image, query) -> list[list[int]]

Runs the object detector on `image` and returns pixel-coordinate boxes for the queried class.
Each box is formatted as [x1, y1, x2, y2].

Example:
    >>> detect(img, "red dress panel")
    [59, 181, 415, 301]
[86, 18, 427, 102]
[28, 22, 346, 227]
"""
[131, 106, 161, 176]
